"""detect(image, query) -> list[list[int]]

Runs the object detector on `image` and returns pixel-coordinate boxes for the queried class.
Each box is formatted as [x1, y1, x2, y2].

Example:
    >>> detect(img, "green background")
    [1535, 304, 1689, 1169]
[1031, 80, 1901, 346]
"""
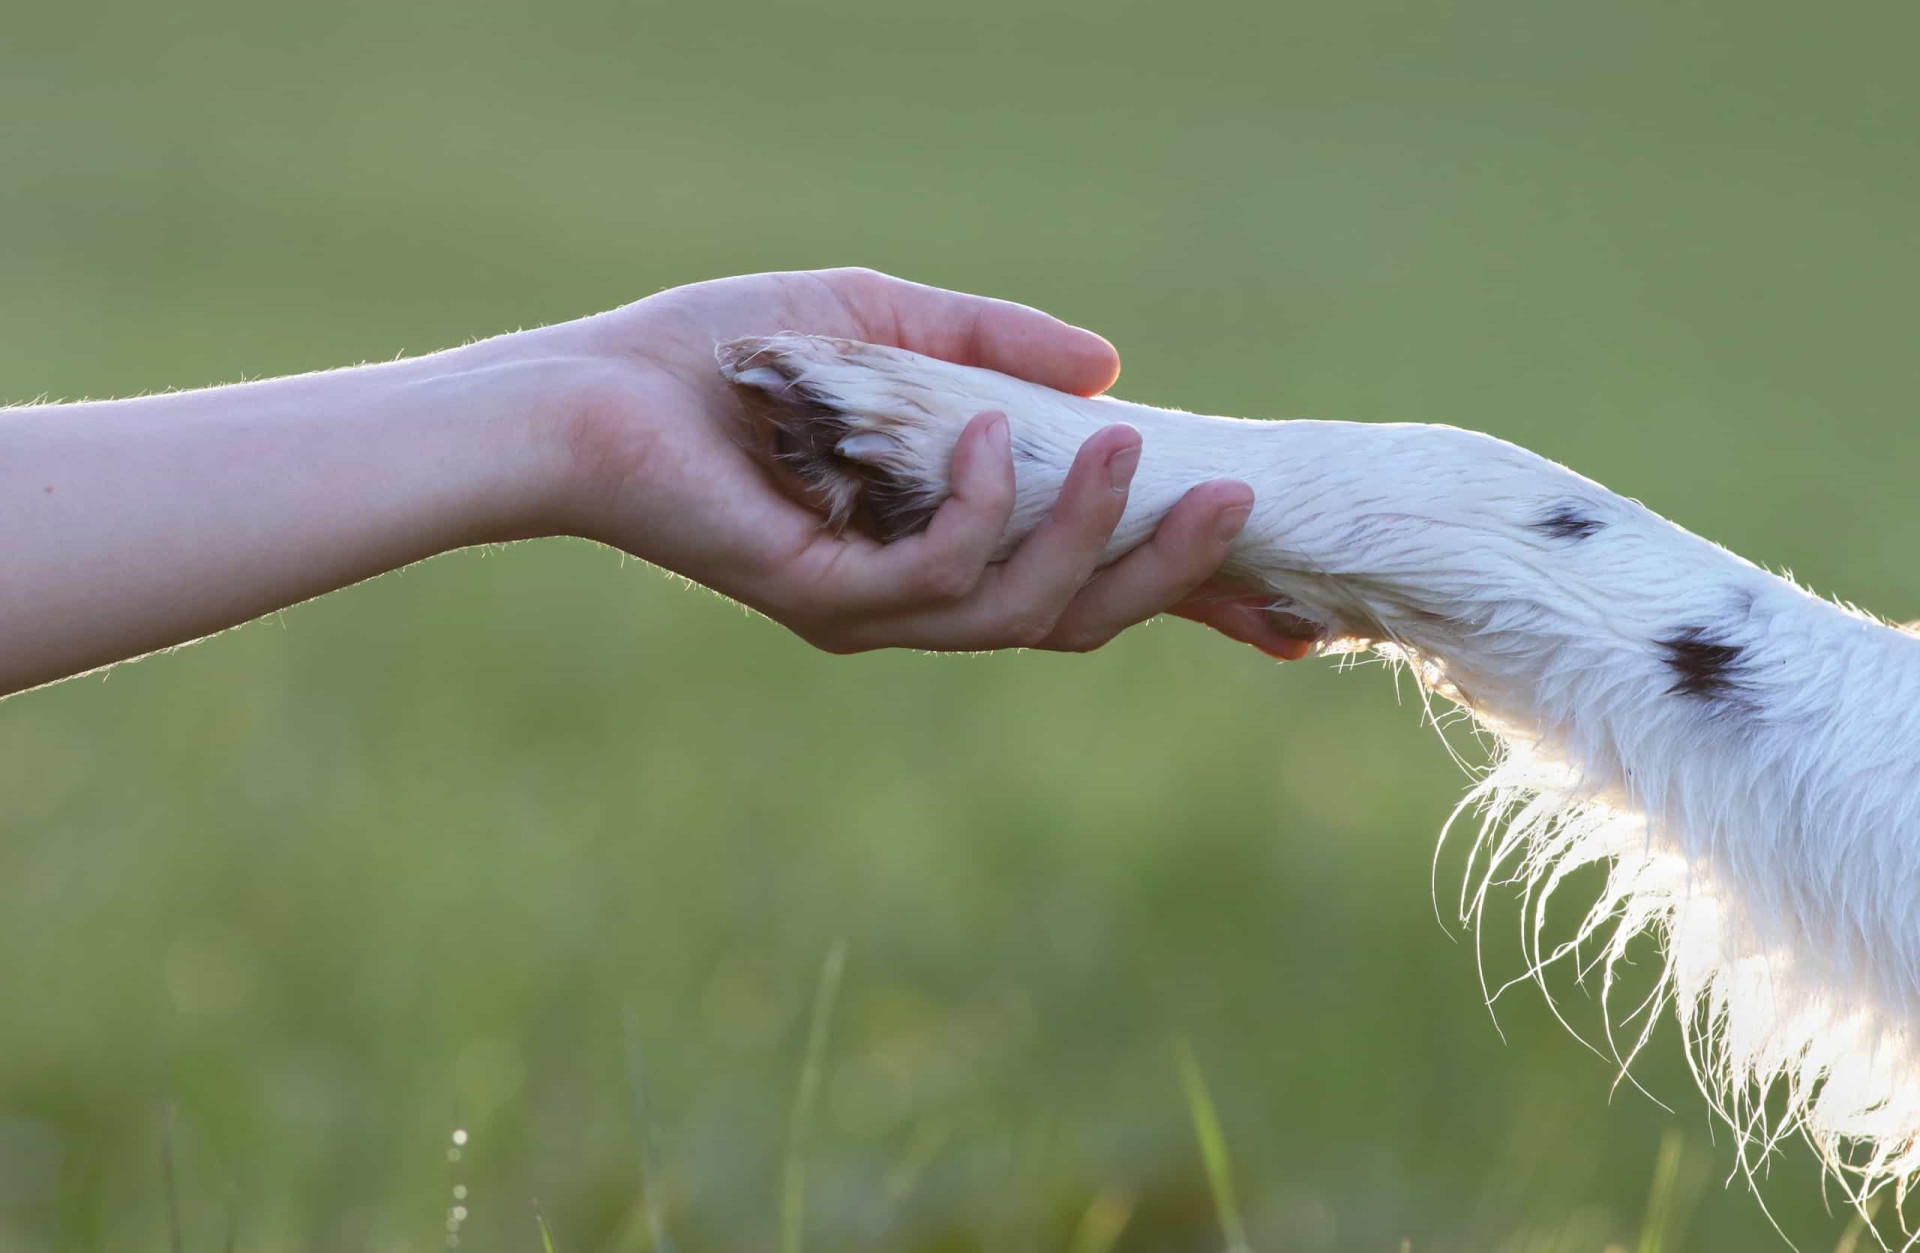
[3, 1, 1917, 1248]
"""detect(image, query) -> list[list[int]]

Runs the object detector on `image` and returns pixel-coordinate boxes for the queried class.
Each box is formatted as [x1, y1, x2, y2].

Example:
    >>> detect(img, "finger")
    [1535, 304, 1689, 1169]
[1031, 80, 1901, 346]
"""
[787, 411, 1015, 612]
[962, 423, 1141, 640]
[1041, 480, 1254, 650]
[1168, 591, 1319, 660]
[820, 268, 1121, 396]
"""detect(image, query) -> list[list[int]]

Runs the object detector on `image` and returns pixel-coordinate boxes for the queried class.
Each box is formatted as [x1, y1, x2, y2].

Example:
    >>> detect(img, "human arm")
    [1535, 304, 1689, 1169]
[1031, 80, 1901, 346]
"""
[0, 268, 1308, 696]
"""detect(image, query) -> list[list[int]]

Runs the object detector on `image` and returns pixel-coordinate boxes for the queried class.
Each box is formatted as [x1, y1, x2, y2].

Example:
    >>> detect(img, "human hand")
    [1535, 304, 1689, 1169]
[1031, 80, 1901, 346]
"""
[547, 268, 1310, 658]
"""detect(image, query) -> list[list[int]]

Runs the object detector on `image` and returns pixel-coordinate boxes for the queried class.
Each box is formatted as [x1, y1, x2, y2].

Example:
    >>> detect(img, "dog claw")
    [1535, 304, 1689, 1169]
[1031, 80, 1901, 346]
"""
[725, 366, 787, 390]
[834, 432, 895, 463]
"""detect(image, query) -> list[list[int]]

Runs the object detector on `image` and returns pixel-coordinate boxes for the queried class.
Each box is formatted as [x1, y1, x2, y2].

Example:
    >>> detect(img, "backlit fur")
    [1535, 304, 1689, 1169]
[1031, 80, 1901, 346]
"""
[721, 333, 1920, 1227]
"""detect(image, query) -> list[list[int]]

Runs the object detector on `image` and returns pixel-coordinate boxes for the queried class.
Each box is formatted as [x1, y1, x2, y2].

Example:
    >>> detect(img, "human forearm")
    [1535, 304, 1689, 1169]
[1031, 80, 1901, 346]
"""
[0, 342, 581, 695]
[0, 269, 1310, 697]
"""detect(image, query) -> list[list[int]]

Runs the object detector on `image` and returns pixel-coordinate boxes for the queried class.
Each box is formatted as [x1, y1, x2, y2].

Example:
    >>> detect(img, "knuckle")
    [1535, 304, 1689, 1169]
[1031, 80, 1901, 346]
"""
[1056, 491, 1124, 542]
[801, 628, 869, 656]
[1051, 624, 1114, 653]
[1001, 611, 1059, 649]
[821, 266, 893, 299]
[782, 608, 865, 656]
[916, 557, 982, 602]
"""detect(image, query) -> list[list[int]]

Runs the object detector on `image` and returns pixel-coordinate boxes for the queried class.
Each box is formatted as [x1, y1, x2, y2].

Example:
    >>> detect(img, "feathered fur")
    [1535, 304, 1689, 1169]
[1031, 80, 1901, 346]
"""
[720, 333, 1920, 1226]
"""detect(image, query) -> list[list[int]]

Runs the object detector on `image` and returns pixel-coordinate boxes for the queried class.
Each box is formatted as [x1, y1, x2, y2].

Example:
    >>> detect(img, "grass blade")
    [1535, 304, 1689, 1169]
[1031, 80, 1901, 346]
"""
[161, 1101, 184, 1253]
[1831, 1194, 1884, 1253]
[780, 939, 849, 1253]
[1634, 1128, 1702, 1253]
[534, 1198, 559, 1253]
[623, 1008, 678, 1253]
[1174, 1037, 1252, 1253]
[1067, 1186, 1136, 1253]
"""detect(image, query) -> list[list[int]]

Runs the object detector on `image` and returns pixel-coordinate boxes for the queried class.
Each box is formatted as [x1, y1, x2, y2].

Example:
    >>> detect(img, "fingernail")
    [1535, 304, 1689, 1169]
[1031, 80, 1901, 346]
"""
[1215, 502, 1252, 541]
[1106, 443, 1141, 492]
[986, 413, 1010, 455]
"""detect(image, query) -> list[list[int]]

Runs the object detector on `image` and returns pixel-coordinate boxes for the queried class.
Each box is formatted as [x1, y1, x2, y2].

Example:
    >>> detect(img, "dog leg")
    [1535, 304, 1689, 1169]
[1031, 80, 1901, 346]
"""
[721, 331, 1920, 1207]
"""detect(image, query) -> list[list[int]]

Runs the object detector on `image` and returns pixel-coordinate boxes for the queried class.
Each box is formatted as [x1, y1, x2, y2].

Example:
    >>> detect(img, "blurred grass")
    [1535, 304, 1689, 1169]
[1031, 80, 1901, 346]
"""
[1174, 1039, 1250, 1253]
[779, 941, 846, 1253]
[1632, 1131, 1703, 1253]
[3, 0, 1920, 1248]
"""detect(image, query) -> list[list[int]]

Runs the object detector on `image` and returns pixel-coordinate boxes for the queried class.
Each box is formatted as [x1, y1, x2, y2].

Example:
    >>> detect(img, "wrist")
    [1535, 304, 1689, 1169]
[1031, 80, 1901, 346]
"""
[405, 331, 654, 548]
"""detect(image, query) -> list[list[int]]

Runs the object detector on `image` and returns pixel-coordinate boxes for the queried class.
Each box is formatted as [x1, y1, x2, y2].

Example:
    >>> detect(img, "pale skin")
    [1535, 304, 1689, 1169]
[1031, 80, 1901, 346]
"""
[0, 268, 1310, 699]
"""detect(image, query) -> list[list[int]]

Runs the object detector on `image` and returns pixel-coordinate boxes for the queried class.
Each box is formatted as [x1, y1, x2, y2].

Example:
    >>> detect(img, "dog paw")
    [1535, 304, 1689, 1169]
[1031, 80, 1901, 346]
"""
[718, 334, 968, 540]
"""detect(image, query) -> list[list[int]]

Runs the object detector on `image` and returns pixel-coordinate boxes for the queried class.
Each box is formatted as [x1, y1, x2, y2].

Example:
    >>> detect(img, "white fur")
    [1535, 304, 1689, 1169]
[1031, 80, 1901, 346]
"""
[720, 334, 1920, 1221]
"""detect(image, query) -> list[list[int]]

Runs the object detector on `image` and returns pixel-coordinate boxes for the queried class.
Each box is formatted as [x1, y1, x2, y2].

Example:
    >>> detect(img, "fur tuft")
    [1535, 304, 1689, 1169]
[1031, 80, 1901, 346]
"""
[1461, 742, 1920, 1216]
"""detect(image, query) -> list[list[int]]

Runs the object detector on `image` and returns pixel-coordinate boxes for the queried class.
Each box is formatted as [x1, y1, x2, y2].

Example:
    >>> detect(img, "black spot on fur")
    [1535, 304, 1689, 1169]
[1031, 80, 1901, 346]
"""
[1658, 625, 1747, 701]
[1530, 501, 1606, 542]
